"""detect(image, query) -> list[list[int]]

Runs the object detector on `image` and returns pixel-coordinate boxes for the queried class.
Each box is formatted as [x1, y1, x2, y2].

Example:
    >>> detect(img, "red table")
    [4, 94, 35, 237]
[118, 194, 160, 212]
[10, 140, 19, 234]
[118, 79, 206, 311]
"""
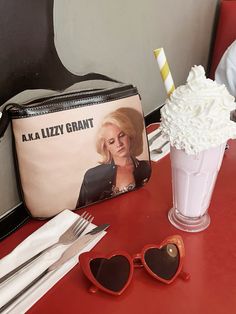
[1, 140, 236, 314]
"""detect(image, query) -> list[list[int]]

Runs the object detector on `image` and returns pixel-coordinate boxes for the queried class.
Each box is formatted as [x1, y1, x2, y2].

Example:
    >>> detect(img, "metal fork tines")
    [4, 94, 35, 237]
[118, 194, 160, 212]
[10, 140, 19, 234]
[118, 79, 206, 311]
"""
[61, 211, 94, 243]
[0, 211, 94, 284]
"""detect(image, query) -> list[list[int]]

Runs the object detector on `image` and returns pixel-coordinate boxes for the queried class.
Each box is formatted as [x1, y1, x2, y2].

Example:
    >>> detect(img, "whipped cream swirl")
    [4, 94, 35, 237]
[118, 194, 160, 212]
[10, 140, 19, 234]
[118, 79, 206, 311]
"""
[160, 65, 236, 154]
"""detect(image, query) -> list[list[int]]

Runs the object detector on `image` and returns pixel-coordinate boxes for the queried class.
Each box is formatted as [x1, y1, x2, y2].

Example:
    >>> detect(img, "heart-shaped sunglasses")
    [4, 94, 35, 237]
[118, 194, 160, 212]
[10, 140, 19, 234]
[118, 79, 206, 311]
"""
[79, 235, 190, 295]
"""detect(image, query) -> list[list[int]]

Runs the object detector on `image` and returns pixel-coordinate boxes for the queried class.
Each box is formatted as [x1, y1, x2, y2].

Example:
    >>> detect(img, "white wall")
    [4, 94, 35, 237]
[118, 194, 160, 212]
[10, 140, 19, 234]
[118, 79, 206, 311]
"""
[54, 0, 218, 115]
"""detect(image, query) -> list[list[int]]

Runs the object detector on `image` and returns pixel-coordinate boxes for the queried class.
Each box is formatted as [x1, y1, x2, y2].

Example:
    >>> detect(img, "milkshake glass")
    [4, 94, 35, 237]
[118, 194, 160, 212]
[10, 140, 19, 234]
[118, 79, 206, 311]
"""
[168, 143, 226, 232]
[160, 65, 236, 232]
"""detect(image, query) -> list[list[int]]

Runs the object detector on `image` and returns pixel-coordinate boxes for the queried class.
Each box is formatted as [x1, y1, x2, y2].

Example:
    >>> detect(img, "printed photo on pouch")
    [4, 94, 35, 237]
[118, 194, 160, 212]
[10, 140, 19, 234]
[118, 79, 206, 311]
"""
[12, 93, 151, 217]
[76, 108, 151, 208]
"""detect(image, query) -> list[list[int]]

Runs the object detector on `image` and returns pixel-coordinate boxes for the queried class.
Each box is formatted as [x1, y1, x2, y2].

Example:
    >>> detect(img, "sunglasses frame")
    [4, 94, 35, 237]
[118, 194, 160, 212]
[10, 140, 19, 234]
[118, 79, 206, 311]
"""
[79, 235, 187, 296]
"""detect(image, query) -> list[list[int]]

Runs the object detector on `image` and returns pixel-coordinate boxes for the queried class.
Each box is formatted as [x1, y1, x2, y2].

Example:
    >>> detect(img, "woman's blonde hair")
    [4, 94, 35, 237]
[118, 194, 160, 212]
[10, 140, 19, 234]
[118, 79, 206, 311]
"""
[96, 109, 137, 163]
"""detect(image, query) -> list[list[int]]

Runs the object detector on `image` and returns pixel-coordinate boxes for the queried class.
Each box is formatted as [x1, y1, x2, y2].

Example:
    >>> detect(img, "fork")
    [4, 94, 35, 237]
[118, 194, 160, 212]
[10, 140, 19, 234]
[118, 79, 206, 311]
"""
[0, 211, 94, 284]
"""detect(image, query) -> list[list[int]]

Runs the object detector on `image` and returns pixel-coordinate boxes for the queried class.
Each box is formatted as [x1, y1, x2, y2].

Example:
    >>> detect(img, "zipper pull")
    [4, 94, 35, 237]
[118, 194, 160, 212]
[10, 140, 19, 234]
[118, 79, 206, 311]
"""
[0, 103, 17, 139]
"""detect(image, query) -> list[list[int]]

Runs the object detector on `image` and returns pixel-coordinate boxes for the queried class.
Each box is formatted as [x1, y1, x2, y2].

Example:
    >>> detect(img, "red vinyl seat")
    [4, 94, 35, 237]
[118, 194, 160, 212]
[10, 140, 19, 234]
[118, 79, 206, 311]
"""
[209, 0, 236, 79]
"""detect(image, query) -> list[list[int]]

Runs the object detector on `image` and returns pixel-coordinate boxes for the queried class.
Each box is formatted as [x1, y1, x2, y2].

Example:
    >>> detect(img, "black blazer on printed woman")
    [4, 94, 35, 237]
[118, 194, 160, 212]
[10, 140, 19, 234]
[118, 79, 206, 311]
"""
[76, 158, 151, 208]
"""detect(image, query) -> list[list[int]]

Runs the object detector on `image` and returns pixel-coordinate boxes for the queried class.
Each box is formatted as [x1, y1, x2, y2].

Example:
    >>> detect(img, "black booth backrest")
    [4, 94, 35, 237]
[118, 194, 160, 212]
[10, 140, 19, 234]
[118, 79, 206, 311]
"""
[0, 0, 79, 105]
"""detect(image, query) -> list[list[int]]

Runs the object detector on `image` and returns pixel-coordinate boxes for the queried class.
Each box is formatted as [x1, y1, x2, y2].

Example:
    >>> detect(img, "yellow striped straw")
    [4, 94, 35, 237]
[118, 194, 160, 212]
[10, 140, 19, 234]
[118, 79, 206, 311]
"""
[153, 48, 175, 97]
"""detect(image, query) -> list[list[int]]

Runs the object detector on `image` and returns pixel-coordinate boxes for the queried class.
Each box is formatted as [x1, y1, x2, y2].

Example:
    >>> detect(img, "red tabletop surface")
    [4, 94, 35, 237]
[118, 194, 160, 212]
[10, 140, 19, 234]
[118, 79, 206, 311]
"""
[1, 138, 236, 314]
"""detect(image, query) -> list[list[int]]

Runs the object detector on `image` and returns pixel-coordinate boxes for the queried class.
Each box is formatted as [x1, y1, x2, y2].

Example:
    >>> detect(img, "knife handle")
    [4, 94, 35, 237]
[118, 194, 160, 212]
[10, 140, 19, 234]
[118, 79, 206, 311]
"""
[0, 269, 50, 313]
[148, 130, 162, 146]
[0, 244, 57, 285]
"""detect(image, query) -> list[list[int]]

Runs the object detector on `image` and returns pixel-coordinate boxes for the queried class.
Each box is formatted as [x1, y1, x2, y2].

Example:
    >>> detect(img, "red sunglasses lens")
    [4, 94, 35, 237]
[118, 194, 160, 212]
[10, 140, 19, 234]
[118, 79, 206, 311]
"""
[144, 244, 180, 280]
[90, 255, 130, 292]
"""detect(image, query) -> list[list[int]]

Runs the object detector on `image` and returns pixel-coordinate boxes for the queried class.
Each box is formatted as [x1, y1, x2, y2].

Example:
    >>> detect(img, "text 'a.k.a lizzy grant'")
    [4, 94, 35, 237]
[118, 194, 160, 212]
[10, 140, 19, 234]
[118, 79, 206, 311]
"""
[21, 118, 94, 142]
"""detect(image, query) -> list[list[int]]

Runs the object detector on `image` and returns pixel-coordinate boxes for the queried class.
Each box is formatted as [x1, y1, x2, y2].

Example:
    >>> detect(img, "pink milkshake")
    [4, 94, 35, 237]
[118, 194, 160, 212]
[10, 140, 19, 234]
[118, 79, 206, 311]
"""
[160, 65, 236, 232]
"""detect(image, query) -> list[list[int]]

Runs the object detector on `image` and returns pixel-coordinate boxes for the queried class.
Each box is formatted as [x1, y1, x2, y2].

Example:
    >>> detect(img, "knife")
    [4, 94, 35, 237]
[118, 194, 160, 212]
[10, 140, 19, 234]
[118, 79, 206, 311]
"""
[0, 224, 109, 313]
[148, 130, 162, 146]
[49, 223, 109, 271]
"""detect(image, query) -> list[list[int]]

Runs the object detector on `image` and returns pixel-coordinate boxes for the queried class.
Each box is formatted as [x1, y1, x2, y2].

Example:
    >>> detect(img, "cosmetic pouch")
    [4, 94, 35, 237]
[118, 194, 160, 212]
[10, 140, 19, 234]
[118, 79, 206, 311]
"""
[0, 74, 151, 218]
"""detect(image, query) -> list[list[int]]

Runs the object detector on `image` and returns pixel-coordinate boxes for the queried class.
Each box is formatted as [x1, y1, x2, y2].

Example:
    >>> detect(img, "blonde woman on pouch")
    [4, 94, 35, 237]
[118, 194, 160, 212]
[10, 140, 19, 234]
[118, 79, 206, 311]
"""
[76, 109, 151, 208]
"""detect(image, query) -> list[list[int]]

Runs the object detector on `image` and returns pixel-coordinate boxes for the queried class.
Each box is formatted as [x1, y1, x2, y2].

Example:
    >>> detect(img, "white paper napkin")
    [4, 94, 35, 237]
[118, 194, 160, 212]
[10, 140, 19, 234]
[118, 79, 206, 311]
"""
[148, 127, 170, 162]
[0, 209, 106, 314]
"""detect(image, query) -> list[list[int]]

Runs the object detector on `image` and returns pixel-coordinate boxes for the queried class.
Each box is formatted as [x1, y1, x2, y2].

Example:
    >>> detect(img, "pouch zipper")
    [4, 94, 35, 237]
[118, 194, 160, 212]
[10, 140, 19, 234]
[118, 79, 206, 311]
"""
[0, 84, 139, 138]
[9, 84, 138, 118]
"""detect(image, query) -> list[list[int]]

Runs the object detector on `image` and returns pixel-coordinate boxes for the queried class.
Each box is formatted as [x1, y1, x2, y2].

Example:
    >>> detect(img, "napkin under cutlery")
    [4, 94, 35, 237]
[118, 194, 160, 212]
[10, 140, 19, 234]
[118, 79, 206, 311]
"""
[0, 210, 106, 314]
[148, 126, 170, 162]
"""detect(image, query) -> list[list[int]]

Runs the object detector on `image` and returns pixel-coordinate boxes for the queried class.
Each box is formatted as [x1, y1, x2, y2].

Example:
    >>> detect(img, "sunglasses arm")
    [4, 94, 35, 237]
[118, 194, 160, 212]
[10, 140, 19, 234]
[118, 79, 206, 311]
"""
[89, 285, 99, 294]
[179, 270, 191, 281]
